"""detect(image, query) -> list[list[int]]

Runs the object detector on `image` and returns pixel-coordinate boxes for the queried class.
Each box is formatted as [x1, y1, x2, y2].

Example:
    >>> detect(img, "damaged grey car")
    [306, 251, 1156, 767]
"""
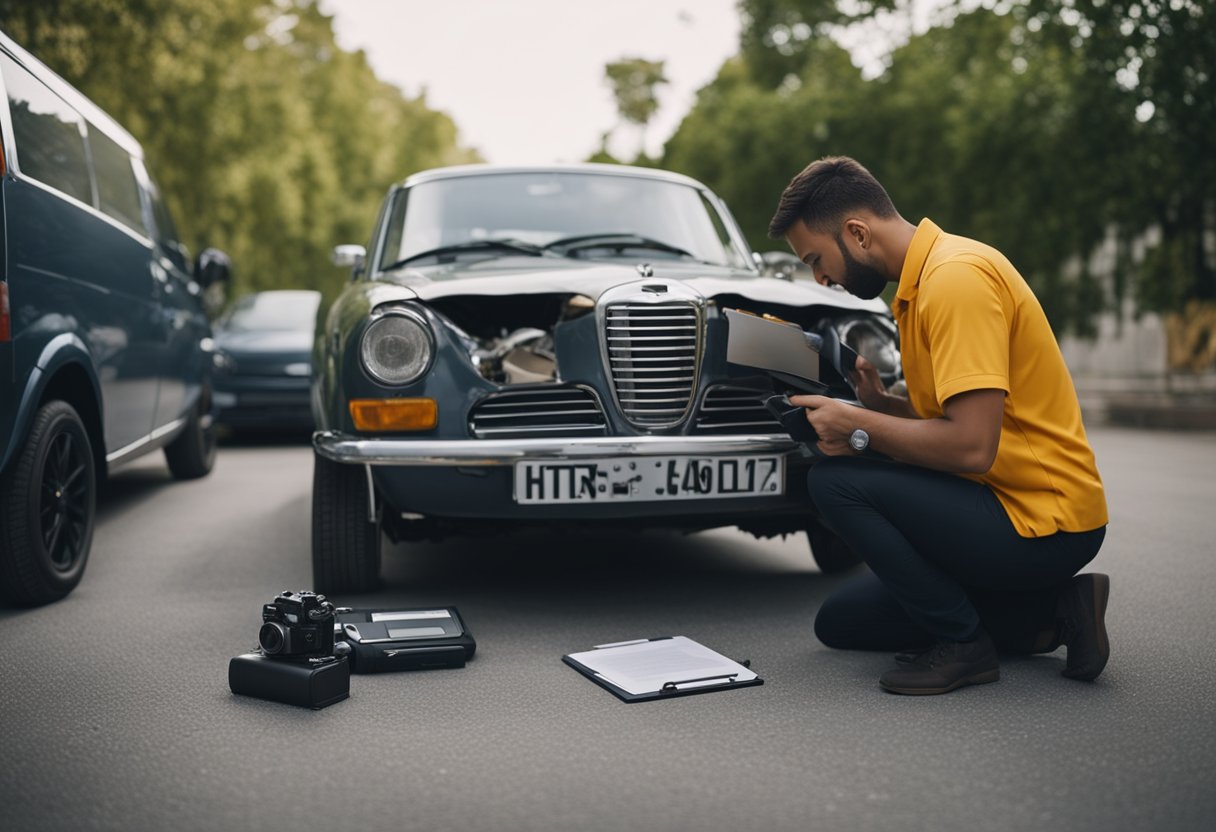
[311, 164, 902, 593]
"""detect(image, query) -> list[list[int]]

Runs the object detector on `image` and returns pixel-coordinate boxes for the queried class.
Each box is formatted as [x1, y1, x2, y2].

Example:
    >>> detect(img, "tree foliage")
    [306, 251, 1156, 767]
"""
[1024, 0, 1216, 313]
[604, 57, 669, 158]
[663, 0, 1214, 333]
[1, 0, 479, 306]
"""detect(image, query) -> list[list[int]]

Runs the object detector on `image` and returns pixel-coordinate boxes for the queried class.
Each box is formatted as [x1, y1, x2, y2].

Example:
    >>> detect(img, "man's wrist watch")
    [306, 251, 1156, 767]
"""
[849, 428, 870, 452]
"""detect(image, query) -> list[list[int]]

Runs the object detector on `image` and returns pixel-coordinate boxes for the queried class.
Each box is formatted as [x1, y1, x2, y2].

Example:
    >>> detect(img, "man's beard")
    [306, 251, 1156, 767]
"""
[835, 235, 888, 300]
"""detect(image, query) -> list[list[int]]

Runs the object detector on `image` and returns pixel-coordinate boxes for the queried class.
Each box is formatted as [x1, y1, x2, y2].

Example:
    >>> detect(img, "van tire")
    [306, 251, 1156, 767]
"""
[0, 401, 96, 606]
[164, 389, 217, 480]
[312, 451, 381, 594]
[807, 519, 863, 574]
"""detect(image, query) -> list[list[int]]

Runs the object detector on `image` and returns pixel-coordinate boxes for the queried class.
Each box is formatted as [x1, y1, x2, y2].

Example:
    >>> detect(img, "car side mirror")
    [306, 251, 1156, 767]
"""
[332, 244, 366, 280]
[194, 247, 232, 289]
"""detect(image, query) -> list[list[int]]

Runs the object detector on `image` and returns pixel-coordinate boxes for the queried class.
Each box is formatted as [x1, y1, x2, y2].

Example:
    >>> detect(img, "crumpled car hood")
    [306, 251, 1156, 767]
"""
[376, 257, 889, 314]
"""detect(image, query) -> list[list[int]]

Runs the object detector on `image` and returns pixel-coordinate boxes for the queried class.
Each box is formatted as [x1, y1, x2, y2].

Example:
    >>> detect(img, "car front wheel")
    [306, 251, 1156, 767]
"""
[807, 519, 863, 574]
[0, 401, 96, 606]
[312, 451, 381, 594]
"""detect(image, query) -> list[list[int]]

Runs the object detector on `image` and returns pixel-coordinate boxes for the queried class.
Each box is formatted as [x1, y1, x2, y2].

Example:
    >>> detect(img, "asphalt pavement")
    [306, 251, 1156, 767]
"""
[1, 426, 1214, 832]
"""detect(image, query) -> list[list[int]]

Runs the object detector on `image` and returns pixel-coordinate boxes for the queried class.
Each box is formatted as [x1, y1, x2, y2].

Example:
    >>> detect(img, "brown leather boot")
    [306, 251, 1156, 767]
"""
[879, 631, 1000, 695]
[1057, 573, 1111, 681]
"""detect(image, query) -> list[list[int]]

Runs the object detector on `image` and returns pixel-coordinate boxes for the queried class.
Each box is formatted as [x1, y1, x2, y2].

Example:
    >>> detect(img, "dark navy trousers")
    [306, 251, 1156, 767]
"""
[808, 457, 1105, 651]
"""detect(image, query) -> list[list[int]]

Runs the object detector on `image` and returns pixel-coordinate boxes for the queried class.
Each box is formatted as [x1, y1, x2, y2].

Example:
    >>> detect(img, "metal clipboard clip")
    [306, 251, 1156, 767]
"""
[660, 673, 739, 694]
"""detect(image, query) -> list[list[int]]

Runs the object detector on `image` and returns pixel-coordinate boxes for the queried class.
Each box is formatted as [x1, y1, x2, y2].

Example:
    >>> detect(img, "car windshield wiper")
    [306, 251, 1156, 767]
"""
[542, 233, 702, 262]
[381, 238, 556, 270]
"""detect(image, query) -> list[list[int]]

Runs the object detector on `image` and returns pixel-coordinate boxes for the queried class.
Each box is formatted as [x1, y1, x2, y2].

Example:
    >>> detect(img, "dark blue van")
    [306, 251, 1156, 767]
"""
[0, 32, 231, 606]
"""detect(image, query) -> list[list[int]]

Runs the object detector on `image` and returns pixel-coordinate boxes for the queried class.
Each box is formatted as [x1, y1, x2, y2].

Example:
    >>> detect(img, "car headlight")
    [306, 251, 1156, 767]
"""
[838, 317, 901, 375]
[359, 309, 433, 385]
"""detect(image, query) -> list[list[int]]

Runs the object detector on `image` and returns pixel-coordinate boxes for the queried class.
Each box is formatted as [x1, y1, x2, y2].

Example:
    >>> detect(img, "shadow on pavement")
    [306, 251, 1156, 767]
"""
[96, 465, 177, 522]
[371, 528, 844, 627]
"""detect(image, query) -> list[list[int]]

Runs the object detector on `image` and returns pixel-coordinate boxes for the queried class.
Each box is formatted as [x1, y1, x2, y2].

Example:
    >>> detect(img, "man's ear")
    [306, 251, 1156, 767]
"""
[844, 219, 871, 250]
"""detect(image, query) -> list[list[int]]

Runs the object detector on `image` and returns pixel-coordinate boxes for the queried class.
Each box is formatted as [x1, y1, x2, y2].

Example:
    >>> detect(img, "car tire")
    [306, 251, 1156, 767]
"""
[807, 519, 863, 574]
[0, 401, 97, 606]
[164, 388, 217, 480]
[311, 451, 381, 594]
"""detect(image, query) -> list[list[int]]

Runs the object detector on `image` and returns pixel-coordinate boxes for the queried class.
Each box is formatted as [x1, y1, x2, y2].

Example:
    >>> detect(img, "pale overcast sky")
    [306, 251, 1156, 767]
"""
[321, 0, 743, 165]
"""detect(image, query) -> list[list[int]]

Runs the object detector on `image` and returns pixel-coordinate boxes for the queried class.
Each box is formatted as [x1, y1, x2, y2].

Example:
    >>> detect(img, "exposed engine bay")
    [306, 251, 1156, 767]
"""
[428, 293, 595, 385]
[474, 327, 557, 384]
[426, 290, 901, 390]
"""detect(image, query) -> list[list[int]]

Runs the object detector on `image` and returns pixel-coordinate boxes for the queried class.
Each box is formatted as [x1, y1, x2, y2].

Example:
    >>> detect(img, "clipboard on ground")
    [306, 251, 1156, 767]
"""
[562, 636, 763, 703]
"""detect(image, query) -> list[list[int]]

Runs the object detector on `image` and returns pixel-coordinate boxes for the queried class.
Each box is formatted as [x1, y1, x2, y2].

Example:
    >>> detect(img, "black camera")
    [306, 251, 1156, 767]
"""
[258, 590, 337, 658]
[230, 590, 350, 709]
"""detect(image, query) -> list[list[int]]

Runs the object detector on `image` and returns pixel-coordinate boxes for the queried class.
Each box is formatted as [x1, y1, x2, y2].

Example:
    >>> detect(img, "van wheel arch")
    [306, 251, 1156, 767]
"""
[38, 362, 107, 482]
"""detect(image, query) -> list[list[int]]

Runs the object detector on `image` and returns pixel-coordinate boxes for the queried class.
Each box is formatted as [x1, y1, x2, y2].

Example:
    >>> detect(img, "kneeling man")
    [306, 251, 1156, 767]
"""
[770, 156, 1110, 695]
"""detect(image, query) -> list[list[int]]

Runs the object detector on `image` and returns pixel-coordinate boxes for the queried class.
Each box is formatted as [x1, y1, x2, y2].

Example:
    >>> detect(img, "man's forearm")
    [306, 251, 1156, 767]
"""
[845, 389, 1005, 474]
[872, 392, 919, 420]
[855, 410, 990, 473]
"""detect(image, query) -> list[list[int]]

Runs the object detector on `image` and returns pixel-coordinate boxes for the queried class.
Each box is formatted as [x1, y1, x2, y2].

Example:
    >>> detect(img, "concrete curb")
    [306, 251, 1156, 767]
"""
[1100, 394, 1216, 431]
[1074, 373, 1216, 431]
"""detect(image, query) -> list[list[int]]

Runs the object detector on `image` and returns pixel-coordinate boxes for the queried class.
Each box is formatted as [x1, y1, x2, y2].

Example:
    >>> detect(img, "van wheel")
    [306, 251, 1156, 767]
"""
[807, 519, 863, 574]
[164, 388, 217, 480]
[312, 451, 381, 593]
[0, 401, 96, 606]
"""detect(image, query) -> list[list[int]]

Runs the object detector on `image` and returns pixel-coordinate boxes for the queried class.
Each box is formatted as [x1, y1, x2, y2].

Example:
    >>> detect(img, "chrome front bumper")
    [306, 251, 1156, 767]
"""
[313, 430, 804, 467]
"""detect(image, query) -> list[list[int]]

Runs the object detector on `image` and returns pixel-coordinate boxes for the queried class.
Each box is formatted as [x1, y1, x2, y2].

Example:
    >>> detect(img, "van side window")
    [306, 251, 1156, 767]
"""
[0, 52, 93, 206]
[142, 173, 187, 271]
[89, 128, 144, 234]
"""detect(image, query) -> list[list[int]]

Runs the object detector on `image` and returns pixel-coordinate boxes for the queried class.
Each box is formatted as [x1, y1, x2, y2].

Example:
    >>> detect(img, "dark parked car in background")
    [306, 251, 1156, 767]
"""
[213, 290, 320, 432]
[0, 32, 231, 606]
[311, 164, 902, 593]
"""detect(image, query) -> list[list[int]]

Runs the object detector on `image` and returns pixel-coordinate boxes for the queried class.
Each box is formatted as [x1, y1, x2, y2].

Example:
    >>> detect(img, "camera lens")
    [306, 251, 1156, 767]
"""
[259, 622, 287, 655]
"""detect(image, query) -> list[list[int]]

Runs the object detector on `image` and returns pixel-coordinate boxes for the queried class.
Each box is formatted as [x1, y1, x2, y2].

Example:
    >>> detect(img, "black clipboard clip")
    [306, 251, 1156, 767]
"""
[660, 673, 740, 694]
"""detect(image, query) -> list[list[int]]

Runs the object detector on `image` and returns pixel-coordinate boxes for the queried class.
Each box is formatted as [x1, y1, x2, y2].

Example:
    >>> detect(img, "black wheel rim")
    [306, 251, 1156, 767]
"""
[39, 430, 90, 571]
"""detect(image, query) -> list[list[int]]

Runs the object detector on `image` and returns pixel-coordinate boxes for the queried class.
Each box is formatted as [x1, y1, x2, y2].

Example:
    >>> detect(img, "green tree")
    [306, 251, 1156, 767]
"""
[1, 0, 479, 308]
[724, 0, 1215, 335]
[604, 57, 669, 160]
[1024, 0, 1216, 313]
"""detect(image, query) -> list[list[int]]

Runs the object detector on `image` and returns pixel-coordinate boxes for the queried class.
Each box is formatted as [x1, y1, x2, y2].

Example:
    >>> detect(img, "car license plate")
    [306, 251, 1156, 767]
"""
[513, 455, 784, 505]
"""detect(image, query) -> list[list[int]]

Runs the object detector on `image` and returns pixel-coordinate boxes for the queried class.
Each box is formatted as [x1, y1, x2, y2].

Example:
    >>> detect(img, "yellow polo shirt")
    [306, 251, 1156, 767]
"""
[893, 219, 1107, 537]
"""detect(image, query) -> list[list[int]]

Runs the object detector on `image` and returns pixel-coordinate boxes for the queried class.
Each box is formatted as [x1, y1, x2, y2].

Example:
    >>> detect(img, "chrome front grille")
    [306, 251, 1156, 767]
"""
[694, 385, 781, 433]
[468, 385, 608, 438]
[604, 302, 700, 428]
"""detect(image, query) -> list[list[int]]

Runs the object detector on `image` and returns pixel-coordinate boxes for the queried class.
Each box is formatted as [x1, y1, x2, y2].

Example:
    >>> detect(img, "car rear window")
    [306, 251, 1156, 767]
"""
[221, 292, 322, 333]
[0, 52, 93, 206]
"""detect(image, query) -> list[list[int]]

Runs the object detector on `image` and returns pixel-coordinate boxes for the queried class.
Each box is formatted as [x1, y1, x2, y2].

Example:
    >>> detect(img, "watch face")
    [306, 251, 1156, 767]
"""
[849, 429, 869, 451]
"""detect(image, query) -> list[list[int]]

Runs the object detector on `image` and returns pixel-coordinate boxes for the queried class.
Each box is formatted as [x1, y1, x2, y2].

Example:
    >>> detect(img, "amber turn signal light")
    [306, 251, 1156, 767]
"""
[349, 398, 438, 432]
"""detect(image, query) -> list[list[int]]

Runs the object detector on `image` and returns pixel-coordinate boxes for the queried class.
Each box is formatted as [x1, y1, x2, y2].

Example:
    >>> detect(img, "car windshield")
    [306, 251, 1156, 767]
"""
[221, 292, 320, 333]
[378, 171, 753, 272]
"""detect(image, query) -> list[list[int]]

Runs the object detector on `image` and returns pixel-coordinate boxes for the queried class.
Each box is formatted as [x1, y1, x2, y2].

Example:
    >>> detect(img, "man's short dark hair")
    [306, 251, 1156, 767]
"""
[767, 156, 898, 239]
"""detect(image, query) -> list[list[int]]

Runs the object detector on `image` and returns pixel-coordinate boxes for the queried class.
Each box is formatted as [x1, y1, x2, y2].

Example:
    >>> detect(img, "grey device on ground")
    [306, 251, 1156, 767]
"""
[334, 607, 476, 673]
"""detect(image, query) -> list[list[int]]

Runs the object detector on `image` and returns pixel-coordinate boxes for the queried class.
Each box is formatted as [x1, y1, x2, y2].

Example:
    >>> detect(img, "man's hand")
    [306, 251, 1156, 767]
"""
[788, 394, 859, 456]
[849, 355, 918, 418]
[849, 355, 888, 411]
